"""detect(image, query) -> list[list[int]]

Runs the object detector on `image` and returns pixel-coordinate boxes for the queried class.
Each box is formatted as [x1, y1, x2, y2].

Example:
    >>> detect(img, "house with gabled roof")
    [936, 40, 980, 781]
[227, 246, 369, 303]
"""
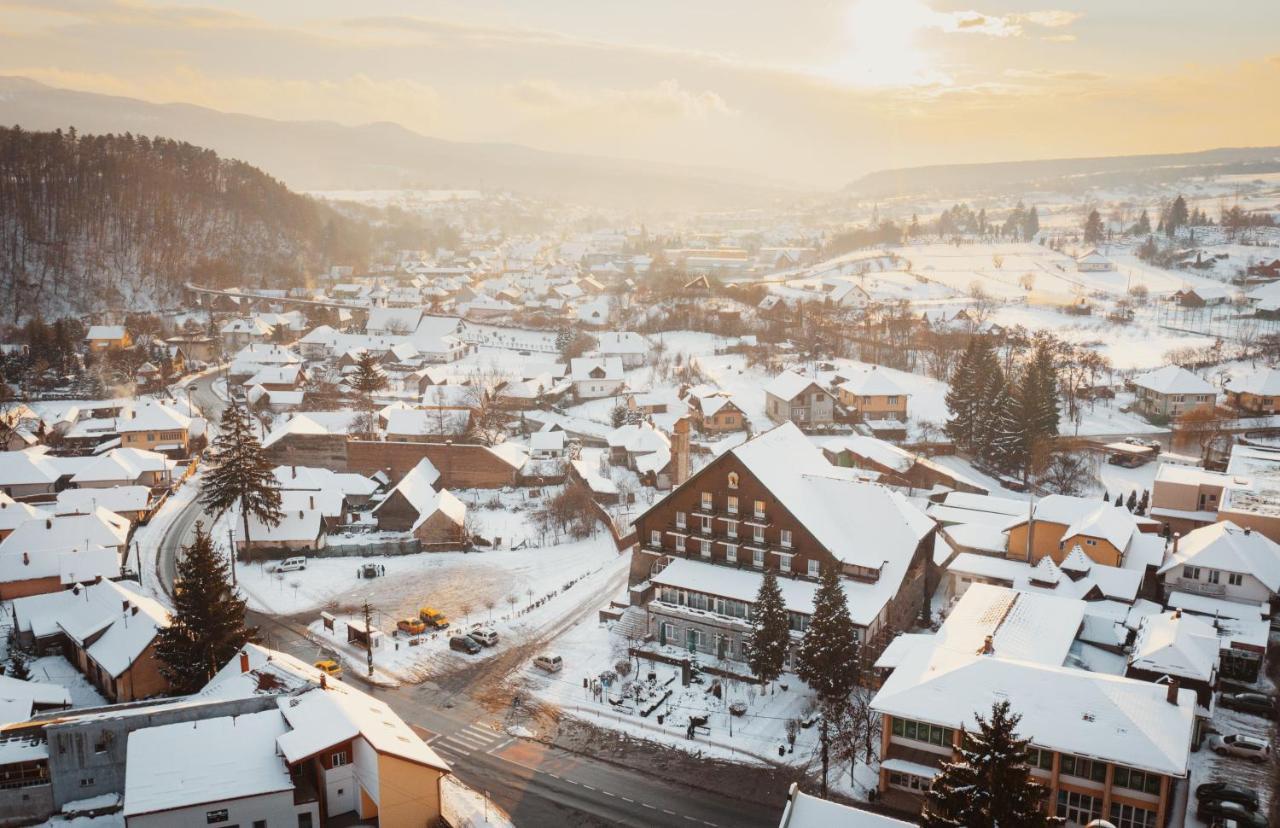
[835, 366, 909, 422]
[1131, 365, 1216, 418]
[764, 371, 834, 427]
[84, 325, 131, 352]
[1224, 366, 1280, 414]
[632, 422, 934, 666]
[1157, 520, 1280, 607]
[372, 458, 466, 549]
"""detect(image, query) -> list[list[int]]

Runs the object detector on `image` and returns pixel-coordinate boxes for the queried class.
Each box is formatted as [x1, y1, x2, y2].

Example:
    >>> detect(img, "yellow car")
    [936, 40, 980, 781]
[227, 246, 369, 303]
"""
[314, 660, 343, 679]
[419, 607, 450, 629]
[397, 618, 427, 635]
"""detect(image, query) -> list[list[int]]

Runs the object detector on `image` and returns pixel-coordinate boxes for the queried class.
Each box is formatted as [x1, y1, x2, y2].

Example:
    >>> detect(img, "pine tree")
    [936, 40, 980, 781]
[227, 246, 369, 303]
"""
[349, 350, 387, 406]
[1102, 491, 1110, 504]
[201, 400, 282, 567]
[744, 569, 790, 691]
[155, 522, 256, 693]
[7, 651, 31, 681]
[1023, 205, 1040, 239]
[1132, 209, 1152, 235]
[1137, 489, 1150, 516]
[796, 565, 862, 796]
[1126, 490, 1138, 512]
[983, 380, 1024, 475]
[1083, 210, 1104, 245]
[945, 339, 983, 450]
[922, 700, 1053, 828]
[1167, 195, 1189, 237]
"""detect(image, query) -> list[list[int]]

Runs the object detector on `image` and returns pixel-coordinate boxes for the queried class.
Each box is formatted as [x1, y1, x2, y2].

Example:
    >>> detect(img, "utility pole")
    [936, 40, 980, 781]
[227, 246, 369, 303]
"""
[363, 599, 375, 678]
[227, 524, 237, 585]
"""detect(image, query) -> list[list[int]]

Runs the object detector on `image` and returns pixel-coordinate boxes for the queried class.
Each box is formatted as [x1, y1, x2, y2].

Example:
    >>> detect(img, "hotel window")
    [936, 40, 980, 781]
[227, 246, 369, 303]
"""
[1207, 570, 1220, 584]
[1060, 754, 1107, 783]
[676, 511, 686, 529]
[1229, 572, 1243, 586]
[727, 495, 739, 514]
[780, 529, 793, 548]
[700, 539, 712, 558]
[1109, 803, 1158, 828]
[726, 521, 738, 539]
[890, 718, 954, 747]
[1113, 765, 1161, 796]
[754, 499, 766, 518]
[727, 472, 739, 489]
[753, 524, 764, 543]
[1026, 747, 1054, 771]
[649, 530, 661, 547]
[807, 559, 819, 577]
[701, 516, 712, 534]
[887, 396, 899, 405]
[701, 492, 713, 510]
[725, 544, 737, 564]
[752, 548, 764, 568]
[675, 535, 685, 553]
[1183, 565, 1201, 580]
[1057, 791, 1102, 825]
[779, 554, 793, 573]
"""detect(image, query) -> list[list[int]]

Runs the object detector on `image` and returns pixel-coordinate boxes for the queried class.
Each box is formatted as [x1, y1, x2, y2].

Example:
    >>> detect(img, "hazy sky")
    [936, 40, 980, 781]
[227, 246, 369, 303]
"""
[2, 0, 1278, 187]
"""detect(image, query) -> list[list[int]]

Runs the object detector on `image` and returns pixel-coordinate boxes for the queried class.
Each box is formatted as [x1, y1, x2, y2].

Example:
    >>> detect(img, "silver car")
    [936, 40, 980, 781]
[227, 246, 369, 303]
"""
[1209, 733, 1272, 764]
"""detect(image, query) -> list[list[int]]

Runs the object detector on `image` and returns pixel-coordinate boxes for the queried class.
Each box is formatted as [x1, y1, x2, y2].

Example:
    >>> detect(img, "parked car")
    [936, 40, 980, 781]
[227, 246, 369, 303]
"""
[1198, 799, 1268, 828]
[313, 660, 343, 679]
[397, 618, 427, 635]
[1220, 692, 1278, 720]
[277, 556, 307, 572]
[469, 627, 499, 647]
[534, 653, 563, 673]
[419, 607, 450, 629]
[450, 635, 481, 655]
[1197, 782, 1260, 811]
[1209, 733, 1272, 763]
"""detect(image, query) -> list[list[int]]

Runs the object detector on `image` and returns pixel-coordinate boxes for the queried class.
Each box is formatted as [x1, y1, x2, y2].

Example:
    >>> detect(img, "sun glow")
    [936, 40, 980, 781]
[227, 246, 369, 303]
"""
[825, 0, 948, 87]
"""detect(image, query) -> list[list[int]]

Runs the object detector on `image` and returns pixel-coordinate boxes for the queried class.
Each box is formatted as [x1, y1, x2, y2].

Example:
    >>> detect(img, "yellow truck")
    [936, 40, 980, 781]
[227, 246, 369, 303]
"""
[419, 607, 450, 629]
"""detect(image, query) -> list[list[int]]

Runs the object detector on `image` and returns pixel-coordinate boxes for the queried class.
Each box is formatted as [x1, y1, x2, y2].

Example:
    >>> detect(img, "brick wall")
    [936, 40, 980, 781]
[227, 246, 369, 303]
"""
[347, 441, 518, 488]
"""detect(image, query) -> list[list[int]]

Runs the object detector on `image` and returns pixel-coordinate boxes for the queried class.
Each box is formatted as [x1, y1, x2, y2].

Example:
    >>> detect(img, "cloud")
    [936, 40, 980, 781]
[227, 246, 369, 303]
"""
[1042, 34, 1077, 43]
[1016, 10, 1083, 28]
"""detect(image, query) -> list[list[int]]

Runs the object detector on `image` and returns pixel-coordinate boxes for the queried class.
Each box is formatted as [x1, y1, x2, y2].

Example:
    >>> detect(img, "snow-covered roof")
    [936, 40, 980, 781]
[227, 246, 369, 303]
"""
[85, 325, 126, 341]
[219, 316, 274, 336]
[0, 507, 129, 555]
[1228, 367, 1280, 398]
[1166, 589, 1266, 621]
[764, 370, 823, 401]
[726, 423, 934, 570]
[0, 673, 70, 709]
[836, 367, 907, 398]
[123, 709, 292, 817]
[12, 580, 167, 676]
[385, 407, 470, 438]
[780, 787, 914, 828]
[373, 458, 464, 531]
[272, 465, 378, 497]
[71, 448, 172, 485]
[0, 494, 47, 532]
[871, 643, 1196, 776]
[570, 357, 624, 382]
[115, 400, 192, 434]
[1132, 365, 1215, 396]
[242, 364, 303, 388]
[1158, 520, 1280, 592]
[366, 307, 423, 335]
[1029, 495, 1138, 552]
[594, 331, 650, 356]
[243, 508, 324, 544]
[1076, 249, 1112, 265]
[262, 412, 354, 447]
[530, 430, 566, 452]
[1128, 610, 1219, 682]
[933, 583, 1083, 665]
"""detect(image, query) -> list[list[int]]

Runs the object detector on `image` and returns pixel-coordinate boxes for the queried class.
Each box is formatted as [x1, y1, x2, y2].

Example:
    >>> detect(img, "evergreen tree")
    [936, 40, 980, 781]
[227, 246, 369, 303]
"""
[945, 338, 983, 450]
[155, 522, 256, 693]
[744, 569, 790, 691]
[922, 700, 1054, 828]
[1132, 209, 1152, 235]
[1126, 490, 1138, 512]
[201, 400, 282, 566]
[983, 380, 1024, 475]
[1166, 194, 1189, 237]
[7, 651, 31, 681]
[1083, 210, 1104, 245]
[1137, 489, 1150, 516]
[796, 565, 862, 796]
[1024, 340, 1060, 441]
[349, 350, 387, 406]
[1023, 205, 1040, 239]
[1102, 491, 1110, 504]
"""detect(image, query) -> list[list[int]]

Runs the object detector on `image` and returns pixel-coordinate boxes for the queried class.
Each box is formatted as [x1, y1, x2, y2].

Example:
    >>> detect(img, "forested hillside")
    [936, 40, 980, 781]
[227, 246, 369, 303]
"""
[0, 126, 372, 320]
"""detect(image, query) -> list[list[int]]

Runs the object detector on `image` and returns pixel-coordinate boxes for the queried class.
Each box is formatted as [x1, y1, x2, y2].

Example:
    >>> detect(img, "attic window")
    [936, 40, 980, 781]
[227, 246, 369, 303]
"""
[727, 473, 739, 490]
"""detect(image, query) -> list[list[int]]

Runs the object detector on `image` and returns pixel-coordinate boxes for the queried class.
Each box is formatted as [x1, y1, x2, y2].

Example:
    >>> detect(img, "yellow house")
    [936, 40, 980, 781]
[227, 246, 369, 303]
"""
[117, 400, 192, 454]
[836, 367, 909, 422]
[1005, 495, 1139, 567]
[84, 325, 131, 352]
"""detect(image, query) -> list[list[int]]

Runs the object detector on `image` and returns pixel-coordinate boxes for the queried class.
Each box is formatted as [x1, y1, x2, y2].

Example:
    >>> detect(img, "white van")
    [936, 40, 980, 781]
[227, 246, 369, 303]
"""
[534, 653, 562, 673]
[277, 556, 307, 572]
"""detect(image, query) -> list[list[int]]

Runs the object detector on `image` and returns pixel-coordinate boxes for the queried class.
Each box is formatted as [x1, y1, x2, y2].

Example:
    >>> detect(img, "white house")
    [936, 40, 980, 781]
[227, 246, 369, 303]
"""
[1158, 521, 1280, 606]
[570, 357, 626, 400]
[593, 332, 651, 368]
[1075, 249, 1115, 272]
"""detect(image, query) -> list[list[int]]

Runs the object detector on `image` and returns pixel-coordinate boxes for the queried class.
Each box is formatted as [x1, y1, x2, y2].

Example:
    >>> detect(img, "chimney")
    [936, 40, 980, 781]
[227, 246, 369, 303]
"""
[45, 518, 52, 530]
[320, 673, 328, 690]
[1173, 532, 1180, 556]
[1167, 677, 1180, 705]
[239, 650, 250, 674]
[979, 634, 995, 655]
[298, 510, 303, 519]
[1244, 526, 1252, 536]
[309, 496, 315, 510]
[131, 605, 139, 616]
[1173, 608, 1181, 619]
[291, 465, 297, 479]
[22, 552, 28, 566]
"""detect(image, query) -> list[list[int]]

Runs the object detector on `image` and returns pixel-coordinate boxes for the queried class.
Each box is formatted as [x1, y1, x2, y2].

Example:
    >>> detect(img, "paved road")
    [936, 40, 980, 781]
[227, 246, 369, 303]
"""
[155, 374, 783, 827]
